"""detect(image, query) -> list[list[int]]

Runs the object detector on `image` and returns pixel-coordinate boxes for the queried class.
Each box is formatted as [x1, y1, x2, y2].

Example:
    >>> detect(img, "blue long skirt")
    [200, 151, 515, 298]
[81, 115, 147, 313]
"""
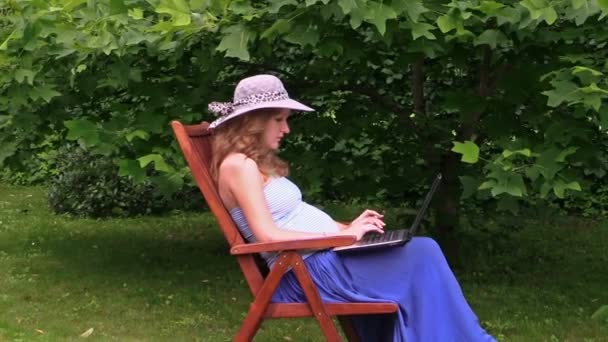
[271, 237, 496, 342]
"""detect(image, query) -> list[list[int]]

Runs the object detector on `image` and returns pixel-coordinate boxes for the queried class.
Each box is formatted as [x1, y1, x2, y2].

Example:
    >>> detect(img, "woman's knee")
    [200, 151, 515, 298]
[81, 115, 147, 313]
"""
[409, 237, 443, 259]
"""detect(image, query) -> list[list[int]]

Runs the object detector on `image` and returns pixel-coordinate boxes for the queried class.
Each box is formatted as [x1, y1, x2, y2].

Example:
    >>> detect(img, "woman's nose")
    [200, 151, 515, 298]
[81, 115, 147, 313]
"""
[283, 122, 290, 134]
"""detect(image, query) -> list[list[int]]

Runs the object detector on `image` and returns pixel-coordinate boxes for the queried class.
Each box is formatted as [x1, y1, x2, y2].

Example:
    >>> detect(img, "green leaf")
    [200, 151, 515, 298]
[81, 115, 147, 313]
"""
[268, 0, 298, 13]
[490, 184, 508, 197]
[566, 0, 598, 25]
[64, 119, 100, 146]
[151, 173, 184, 195]
[478, 180, 496, 190]
[542, 80, 579, 107]
[572, 66, 603, 84]
[63, 0, 87, 12]
[216, 25, 254, 60]
[305, 0, 330, 5]
[572, 0, 586, 10]
[338, 0, 367, 28]
[580, 82, 608, 94]
[0, 31, 16, 50]
[0, 115, 10, 126]
[599, 107, 608, 129]
[521, 0, 545, 15]
[525, 165, 541, 181]
[577, 83, 608, 112]
[474, 29, 508, 49]
[509, 174, 527, 196]
[14, 69, 37, 85]
[497, 7, 521, 25]
[349, 9, 367, 29]
[540, 181, 552, 198]
[476, 1, 506, 15]
[408, 22, 436, 40]
[149, 20, 176, 33]
[543, 7, 558, 24]
[409, 22, 436, 40]
[566, 181, 581, 191]
[591, 305, 608, 322]
[366, 1, 397, 35]
[537, 148, 562, 179]
[284, 25, 320, 47]
[261, 19, 292, 39]
[451, 141, 480, 163]
[460, 176, 482, 199]
[503, 148, 532, 158]
[156, 0, 191, 26]
[392, 0, 428, 22]
[553, 179, 581, 198]
[138, 154, 173, 172]
[599, 0, 608, 9]
[437, 15, 457, 33]
[109, 0, 128, 14]
[521, 0, 559, 24]
[406, 39, 444, 58]
[117, 159, 146, 183]
[29, 85, 61, 103]
[0, 141, 18, 166]
[555, 147, 578, 162]
[126, 130, 150, 142]
[489, 174, 527, 197]
[338, 0, 362, 14]
[128, 8, 144, 19]
[229, 1, 257, 17]
[124, 29, 147, 45]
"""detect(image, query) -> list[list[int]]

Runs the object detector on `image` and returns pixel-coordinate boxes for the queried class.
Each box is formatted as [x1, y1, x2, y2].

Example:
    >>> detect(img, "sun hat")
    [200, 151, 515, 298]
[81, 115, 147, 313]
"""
[208, 74, 314, 129]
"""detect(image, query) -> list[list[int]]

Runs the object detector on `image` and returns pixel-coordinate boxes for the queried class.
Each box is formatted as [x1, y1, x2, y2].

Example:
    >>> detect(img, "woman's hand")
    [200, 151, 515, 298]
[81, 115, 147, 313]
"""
[345, 209, 385, 240]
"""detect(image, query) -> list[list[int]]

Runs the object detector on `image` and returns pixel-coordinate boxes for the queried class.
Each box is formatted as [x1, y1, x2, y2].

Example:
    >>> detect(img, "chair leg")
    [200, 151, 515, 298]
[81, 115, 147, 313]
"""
[234, 254, 293, 342]
[290, 252, 343, 342]
[338, 316, 360, 342]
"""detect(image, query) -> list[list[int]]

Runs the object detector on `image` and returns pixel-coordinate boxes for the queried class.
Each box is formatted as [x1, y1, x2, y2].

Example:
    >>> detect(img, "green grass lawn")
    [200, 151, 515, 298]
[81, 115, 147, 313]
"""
[1, 184, 607, 341]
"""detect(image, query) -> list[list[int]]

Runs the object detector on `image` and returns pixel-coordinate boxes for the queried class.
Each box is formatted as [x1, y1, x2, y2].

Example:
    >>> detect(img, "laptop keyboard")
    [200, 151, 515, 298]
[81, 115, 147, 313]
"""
[360, 229, 404, 244]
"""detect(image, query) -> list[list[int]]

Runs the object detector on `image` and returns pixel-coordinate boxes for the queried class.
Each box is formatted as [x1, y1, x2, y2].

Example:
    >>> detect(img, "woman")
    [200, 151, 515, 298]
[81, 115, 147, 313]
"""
[209, 74, 495, 342]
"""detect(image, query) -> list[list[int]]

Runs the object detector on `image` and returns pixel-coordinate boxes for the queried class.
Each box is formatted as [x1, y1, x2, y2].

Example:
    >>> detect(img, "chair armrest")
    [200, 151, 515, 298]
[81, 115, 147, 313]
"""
[230, 235, 357, 255]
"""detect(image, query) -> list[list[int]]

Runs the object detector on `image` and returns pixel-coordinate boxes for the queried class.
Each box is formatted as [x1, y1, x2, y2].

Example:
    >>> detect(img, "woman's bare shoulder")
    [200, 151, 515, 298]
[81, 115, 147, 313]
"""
[220, 153, 259, 177]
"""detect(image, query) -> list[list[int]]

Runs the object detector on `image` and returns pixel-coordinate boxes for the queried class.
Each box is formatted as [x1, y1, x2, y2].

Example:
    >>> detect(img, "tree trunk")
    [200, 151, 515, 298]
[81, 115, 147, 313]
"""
[434, 46, 493, 265]
[410, 56, 457, 259]
[435, 151, 462, 264]
[412, 56, 425, 116]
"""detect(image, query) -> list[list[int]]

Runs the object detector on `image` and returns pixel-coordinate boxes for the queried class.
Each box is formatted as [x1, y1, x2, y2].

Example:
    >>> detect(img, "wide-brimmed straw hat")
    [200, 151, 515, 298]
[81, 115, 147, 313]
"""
[208, 74, 314, 129]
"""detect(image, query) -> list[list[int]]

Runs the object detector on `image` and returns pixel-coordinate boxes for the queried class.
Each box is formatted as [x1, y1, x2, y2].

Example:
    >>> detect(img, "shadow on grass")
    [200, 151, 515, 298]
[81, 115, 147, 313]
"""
[13, 224, 243, 291]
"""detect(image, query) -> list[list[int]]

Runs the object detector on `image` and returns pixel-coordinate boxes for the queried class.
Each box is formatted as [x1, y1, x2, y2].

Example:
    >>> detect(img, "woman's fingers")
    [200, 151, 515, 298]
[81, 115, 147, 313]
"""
[364, 223, 384, 234]
[365, 209, 383, 217]
[364, 216, 385, 228]
[364, 209, 384, 218]
[355, 209, 384, 222]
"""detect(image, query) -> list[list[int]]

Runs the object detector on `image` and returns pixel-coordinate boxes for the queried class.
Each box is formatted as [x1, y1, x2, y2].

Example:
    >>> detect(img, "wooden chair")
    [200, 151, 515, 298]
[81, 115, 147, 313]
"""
[171, 120, 398, 341]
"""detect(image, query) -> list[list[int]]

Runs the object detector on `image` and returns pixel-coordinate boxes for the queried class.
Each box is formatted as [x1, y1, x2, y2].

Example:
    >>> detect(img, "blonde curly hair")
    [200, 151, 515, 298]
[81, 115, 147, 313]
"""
[210, 108, 289, 182]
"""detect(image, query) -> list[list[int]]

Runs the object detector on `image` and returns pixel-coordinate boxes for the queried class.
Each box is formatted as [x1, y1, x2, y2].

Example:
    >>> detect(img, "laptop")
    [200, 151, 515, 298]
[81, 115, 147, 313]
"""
[334, 173, 442, 253]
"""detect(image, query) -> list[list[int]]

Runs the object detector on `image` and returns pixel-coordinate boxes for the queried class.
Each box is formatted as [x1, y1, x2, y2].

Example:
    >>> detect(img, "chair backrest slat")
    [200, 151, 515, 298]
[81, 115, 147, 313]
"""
[172, 120, 265, 294]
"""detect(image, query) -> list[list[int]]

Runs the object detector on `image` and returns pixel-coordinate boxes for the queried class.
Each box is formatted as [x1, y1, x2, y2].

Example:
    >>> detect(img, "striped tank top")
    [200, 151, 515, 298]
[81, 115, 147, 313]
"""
[229, 177, 340, 268]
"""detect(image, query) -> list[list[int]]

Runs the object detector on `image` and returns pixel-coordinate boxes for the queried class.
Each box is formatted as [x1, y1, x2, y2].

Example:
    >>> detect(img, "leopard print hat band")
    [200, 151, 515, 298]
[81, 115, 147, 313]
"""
[208, 91, 290, 117]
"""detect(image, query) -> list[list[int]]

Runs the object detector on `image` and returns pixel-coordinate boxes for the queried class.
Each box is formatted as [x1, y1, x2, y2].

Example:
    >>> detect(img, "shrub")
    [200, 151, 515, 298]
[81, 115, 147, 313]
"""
[47, 146, 201, 218]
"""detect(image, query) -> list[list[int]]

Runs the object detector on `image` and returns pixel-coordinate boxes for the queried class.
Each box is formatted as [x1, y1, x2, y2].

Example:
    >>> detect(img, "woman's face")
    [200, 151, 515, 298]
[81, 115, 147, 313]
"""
[263, 109, 291, 150]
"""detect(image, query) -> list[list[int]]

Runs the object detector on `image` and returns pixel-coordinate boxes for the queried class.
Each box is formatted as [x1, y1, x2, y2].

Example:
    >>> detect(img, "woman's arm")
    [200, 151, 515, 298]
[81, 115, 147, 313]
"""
[335, 221, 349, 231]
